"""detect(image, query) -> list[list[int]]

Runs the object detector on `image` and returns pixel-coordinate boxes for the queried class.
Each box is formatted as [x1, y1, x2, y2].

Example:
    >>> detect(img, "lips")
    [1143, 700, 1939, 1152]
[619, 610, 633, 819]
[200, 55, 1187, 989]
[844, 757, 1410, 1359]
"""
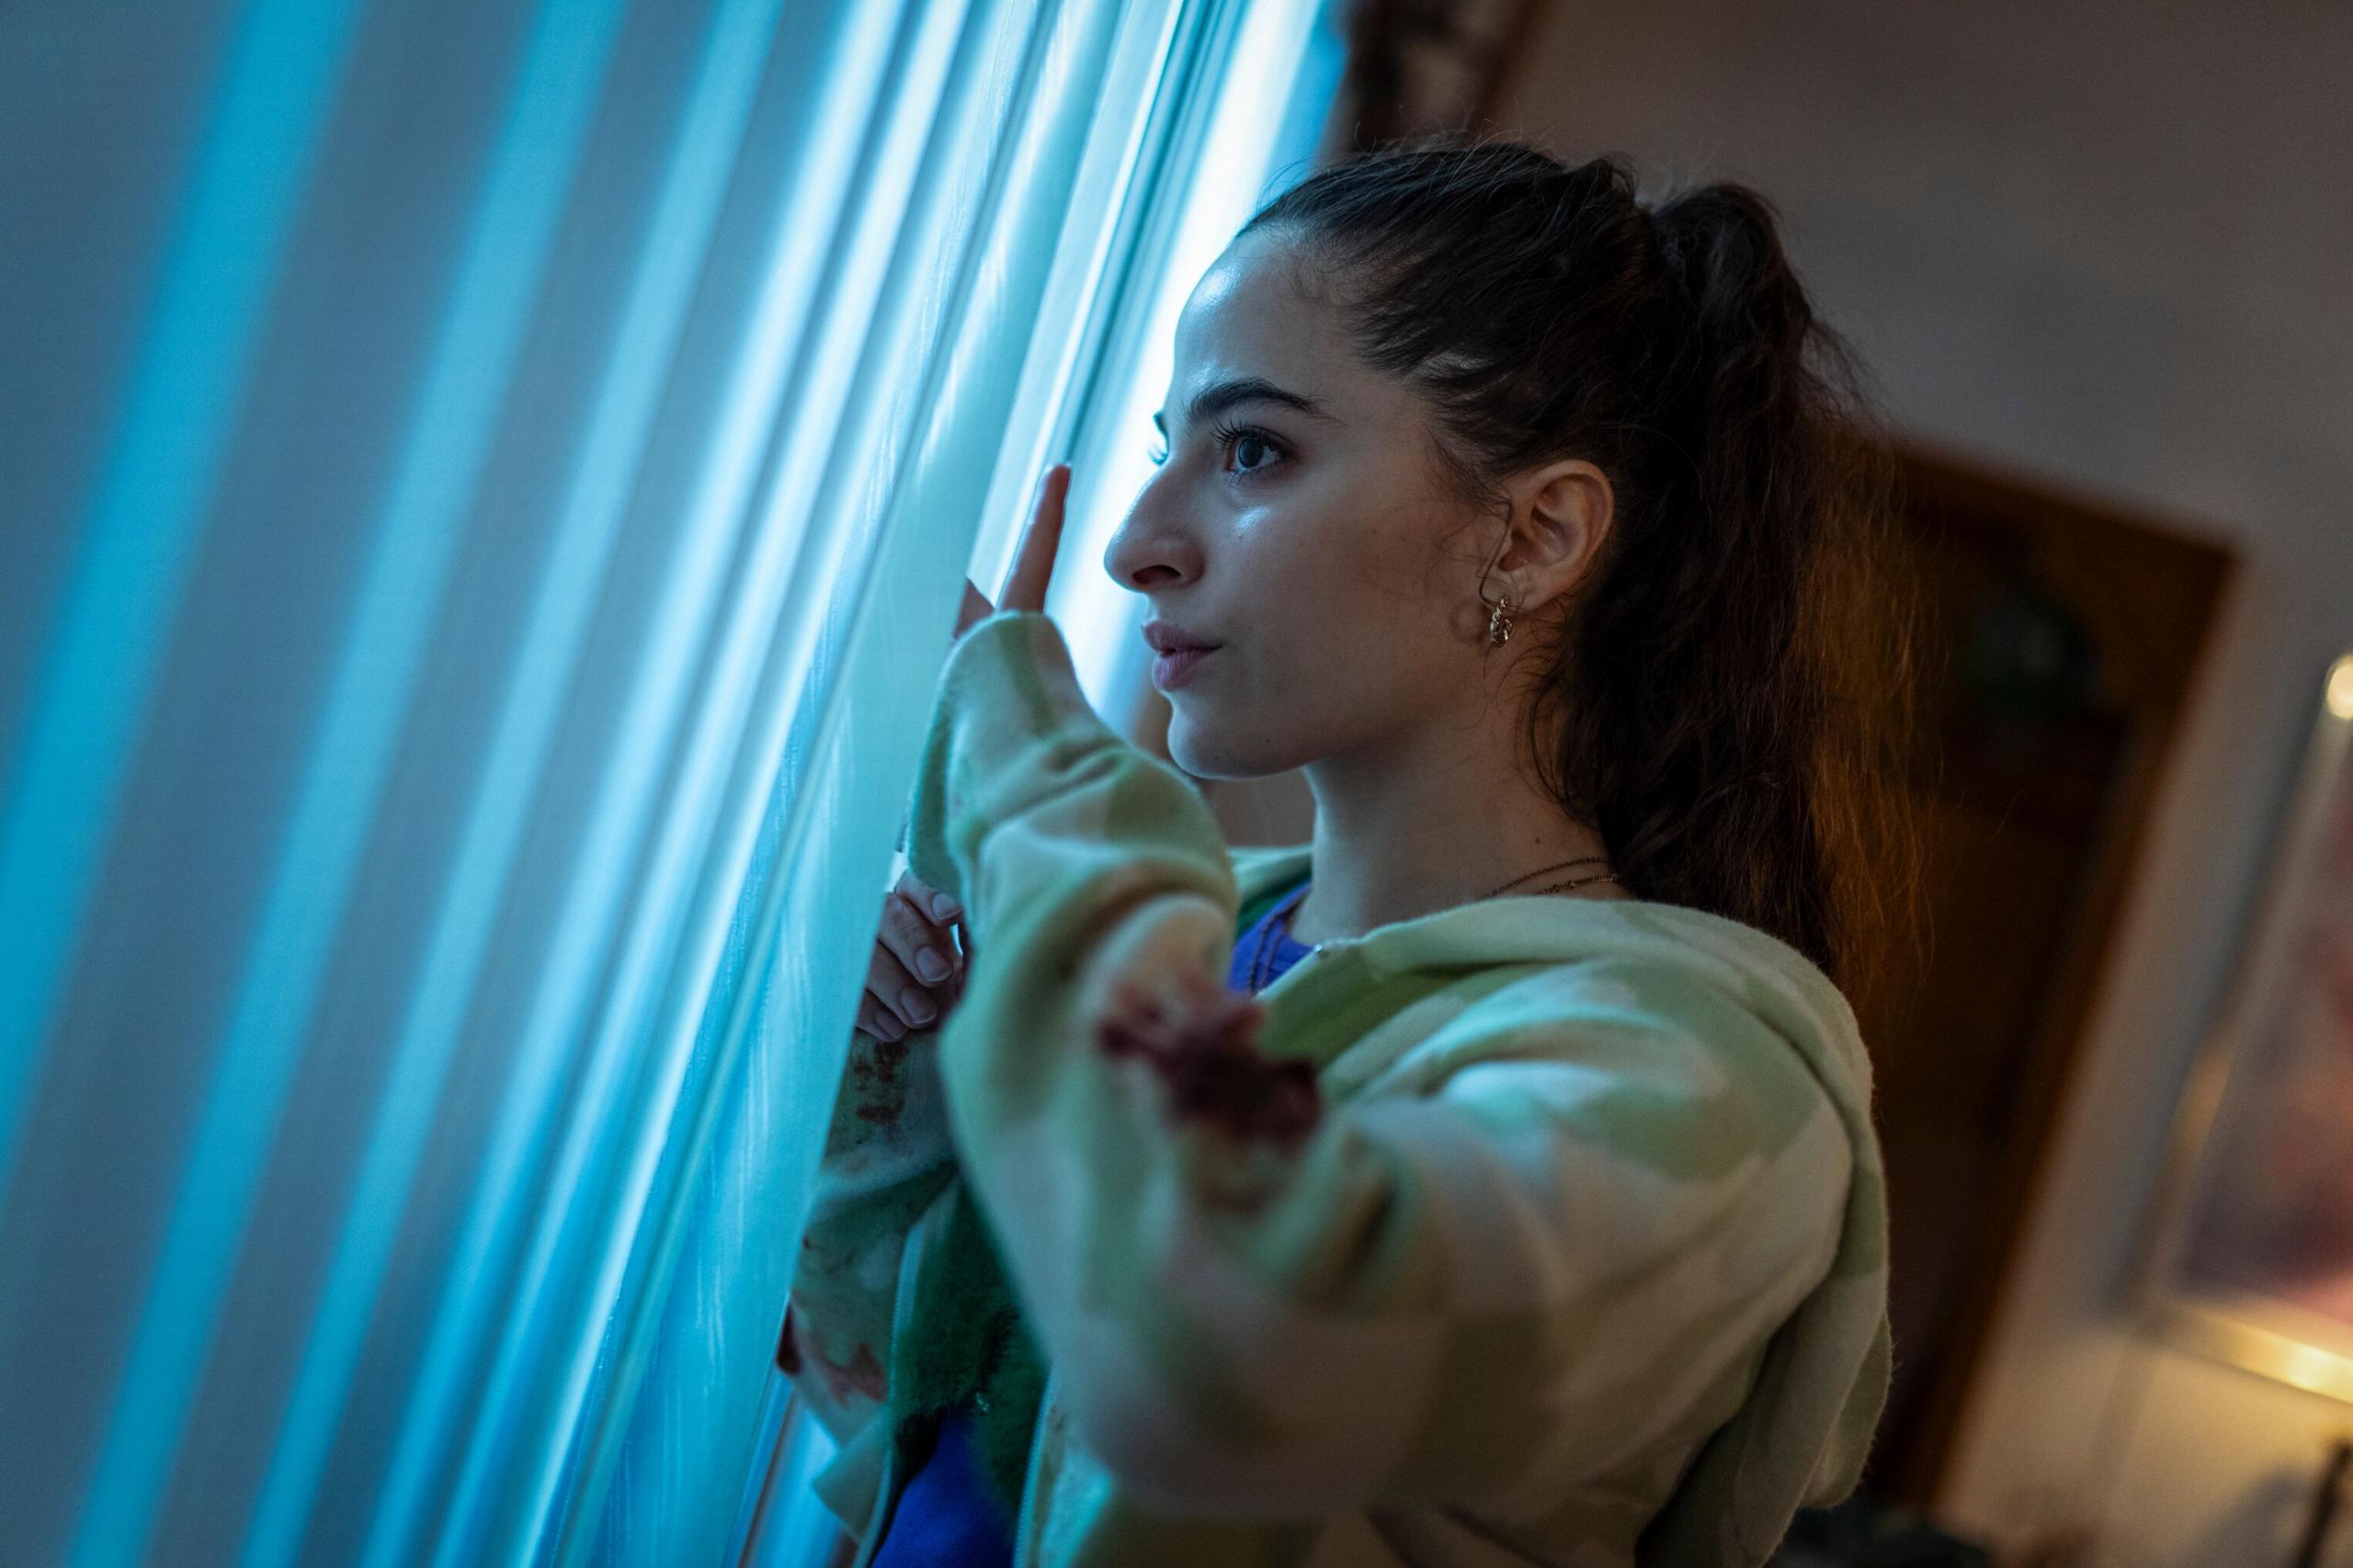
[1142, 619, 1221, 656]
[1150, 645, 1215, 690]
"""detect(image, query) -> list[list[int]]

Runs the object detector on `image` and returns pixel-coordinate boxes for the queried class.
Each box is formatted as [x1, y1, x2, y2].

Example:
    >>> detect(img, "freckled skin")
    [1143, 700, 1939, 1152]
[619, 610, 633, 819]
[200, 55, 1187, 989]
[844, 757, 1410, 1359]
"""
[1094, 965, 1322, 1147]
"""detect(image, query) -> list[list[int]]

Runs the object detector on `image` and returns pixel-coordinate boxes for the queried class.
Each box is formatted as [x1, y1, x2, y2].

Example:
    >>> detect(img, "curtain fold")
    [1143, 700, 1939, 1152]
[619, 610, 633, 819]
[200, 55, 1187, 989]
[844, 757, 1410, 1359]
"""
[0, 0, 1345, 1562]
[735, 0, 1349, 1547]
[0, 0, 1289, 1553]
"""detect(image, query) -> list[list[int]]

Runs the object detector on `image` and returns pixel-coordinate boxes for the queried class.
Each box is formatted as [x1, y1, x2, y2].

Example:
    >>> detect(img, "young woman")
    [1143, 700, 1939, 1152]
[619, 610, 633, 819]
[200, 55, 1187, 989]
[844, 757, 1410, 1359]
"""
[779, 135, 1919, 1568]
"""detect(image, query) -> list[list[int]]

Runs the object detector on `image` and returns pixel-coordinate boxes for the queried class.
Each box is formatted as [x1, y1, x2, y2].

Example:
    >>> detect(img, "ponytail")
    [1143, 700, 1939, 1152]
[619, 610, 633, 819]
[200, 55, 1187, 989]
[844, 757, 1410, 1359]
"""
[1243, 135, 1925, 1011]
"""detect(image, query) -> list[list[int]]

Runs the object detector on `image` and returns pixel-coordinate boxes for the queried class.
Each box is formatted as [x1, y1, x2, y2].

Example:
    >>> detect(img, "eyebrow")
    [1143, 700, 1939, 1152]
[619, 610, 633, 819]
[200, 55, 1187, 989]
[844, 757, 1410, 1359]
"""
[1152, 376, 1337, 435]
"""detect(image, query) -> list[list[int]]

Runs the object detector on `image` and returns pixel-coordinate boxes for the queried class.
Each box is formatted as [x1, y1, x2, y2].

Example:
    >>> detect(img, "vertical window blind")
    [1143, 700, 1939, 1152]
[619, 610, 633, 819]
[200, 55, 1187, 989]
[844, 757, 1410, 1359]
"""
[0, 1, 1344, 1565]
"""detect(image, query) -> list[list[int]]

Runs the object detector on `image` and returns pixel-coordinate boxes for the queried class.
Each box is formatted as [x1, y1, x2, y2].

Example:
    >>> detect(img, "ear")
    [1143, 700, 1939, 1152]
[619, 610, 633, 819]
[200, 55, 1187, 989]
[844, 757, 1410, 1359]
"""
[1495, 458, 1613, 608]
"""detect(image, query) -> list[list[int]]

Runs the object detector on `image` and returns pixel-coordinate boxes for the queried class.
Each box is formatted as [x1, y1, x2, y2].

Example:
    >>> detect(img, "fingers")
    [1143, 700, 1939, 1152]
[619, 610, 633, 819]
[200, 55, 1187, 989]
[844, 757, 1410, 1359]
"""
[952, 462, 1068, 647]
[882, 883, 958, 987]
[898, 866, 961, 926]
[996, 462, 1069, 615]
[859, 874, 965, 1040]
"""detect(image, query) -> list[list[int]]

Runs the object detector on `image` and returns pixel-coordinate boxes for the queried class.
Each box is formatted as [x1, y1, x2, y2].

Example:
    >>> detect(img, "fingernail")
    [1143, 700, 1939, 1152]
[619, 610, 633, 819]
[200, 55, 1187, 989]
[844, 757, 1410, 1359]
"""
[915, 946, 949, 983]
[900, 987, 938, 1026]
[929, 892, 960, 921]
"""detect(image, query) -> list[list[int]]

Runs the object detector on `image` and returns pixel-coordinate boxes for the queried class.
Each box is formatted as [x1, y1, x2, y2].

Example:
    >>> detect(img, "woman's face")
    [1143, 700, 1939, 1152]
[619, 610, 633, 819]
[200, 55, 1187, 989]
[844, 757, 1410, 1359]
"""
[1102, 231, 1500, 781]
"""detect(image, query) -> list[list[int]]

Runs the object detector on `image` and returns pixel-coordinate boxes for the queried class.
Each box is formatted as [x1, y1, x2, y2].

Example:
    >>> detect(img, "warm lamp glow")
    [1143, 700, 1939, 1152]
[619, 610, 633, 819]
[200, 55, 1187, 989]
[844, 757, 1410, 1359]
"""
[2328, 654, 2353, 720]
[2280, 1338, 2351, 1397]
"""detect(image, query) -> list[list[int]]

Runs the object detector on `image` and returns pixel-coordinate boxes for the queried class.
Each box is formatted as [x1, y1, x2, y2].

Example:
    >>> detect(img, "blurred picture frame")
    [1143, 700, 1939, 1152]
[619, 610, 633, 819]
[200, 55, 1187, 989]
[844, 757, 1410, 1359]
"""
[2135, 651, 2353, 1402]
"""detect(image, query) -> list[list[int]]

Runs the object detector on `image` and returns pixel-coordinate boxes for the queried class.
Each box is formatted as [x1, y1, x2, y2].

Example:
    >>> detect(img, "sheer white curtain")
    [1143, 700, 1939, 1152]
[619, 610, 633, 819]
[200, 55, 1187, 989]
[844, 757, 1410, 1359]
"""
[0, 0, 1344, 1562]
[735, 0, 1349, 1555]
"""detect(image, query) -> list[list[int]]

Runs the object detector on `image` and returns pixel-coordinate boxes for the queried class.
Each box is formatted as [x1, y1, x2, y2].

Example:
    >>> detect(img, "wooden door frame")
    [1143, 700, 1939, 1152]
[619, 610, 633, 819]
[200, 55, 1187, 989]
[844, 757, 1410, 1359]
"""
[1886, 439, 2237, 1505]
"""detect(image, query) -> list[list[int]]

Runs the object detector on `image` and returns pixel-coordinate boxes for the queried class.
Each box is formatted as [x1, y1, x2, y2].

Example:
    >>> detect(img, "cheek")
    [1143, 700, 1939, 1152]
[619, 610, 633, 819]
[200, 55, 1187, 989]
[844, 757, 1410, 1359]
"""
[1241, 523, 1399, 651]
[1240, 543, 1446, 707]
[1164, 627, 1397, 778]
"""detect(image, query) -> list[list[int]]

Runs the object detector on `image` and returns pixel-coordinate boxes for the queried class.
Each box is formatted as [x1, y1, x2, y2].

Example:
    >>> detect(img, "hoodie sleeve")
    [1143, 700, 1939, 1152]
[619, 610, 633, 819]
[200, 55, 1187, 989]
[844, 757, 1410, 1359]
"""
[779, 1015, 958, 1453]
[905, 611, 1859, 1523]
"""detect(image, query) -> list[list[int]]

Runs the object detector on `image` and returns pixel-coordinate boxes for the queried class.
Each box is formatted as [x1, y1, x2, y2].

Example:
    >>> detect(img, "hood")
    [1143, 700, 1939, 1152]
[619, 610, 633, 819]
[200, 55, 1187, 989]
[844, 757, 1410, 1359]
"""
[1228, 839, 1891, 1564]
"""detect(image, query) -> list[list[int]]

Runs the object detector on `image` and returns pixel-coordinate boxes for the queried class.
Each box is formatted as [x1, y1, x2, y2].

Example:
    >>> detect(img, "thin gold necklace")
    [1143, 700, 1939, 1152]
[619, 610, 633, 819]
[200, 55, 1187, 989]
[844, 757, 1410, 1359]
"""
[1476, 855, 1619, 901]
[1252, 855, 1620, 989]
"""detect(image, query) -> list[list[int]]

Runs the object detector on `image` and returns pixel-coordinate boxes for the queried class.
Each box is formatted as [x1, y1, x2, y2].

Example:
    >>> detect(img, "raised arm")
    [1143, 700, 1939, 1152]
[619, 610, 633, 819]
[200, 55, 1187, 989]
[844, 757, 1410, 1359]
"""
[903, 611, 1867, 1523]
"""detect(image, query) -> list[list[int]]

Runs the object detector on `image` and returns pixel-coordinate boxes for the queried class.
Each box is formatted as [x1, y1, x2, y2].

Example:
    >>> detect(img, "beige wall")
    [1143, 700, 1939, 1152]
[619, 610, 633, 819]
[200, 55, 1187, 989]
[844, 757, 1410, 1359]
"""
[1483, 3, 2353, 1562]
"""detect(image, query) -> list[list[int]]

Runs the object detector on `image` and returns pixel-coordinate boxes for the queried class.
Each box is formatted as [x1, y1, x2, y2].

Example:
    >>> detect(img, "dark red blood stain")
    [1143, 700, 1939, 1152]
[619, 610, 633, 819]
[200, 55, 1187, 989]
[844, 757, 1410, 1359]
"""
[777, 1297, 889, 1403]
[1095, 969, 1321, 1147]
[811, 1340, 888, 1406]
[850, 1028, 913, 1124]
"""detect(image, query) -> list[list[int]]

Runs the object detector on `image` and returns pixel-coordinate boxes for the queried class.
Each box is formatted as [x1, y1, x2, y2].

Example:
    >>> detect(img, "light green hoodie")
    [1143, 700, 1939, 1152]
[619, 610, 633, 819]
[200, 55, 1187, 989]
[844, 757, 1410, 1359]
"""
[780, 610, 1890, 1567]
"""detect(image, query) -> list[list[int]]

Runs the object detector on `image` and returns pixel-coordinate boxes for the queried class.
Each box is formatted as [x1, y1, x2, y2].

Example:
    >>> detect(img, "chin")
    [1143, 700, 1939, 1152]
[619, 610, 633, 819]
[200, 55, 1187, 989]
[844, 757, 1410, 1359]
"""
[1164, 709, 1303, 782]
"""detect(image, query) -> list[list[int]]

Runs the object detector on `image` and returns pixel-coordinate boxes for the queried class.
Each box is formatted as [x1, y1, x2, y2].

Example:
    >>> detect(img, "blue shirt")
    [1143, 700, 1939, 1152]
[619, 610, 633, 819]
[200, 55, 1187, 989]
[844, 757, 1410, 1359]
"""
[1230, 875, 1316, 994]
[870, 1409, 1015, 1568]
[870, 878, 1317, 1566]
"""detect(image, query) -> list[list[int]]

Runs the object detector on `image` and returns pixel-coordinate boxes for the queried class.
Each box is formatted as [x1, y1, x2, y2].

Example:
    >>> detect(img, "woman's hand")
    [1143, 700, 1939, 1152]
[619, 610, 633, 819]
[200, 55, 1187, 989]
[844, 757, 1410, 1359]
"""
[862, 462, 1071, 1042]
[953, 460, 1070, 637]
[858, 867, 967, 1041]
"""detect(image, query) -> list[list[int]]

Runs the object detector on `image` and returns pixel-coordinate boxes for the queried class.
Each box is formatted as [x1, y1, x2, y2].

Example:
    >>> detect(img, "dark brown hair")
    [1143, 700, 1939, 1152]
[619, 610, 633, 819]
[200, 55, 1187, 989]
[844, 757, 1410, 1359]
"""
[1242, 133, 1925, 1012]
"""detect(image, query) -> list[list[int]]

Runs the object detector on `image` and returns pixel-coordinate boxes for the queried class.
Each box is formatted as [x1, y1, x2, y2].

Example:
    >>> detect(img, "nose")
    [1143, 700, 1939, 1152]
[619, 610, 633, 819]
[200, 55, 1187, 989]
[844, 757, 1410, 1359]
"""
[1101, 485, 1203, 594]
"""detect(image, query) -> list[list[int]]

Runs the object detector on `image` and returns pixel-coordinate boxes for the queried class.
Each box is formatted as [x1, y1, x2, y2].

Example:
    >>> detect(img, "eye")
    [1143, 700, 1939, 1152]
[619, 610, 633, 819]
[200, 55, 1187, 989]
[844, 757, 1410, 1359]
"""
[1139, 414, 1289, 471]
[1213, 418, 1289, 472]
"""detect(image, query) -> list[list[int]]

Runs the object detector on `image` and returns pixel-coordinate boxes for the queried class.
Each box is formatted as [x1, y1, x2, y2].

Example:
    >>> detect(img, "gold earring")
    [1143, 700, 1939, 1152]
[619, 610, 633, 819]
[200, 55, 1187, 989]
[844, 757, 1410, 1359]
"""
[1485, 590, 1515, 647]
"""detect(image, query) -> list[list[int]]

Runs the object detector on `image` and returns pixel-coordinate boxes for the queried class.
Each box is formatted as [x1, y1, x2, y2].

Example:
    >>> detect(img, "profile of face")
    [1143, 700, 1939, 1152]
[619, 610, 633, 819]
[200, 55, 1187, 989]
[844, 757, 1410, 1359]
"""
[1102, 228, 1606, 783]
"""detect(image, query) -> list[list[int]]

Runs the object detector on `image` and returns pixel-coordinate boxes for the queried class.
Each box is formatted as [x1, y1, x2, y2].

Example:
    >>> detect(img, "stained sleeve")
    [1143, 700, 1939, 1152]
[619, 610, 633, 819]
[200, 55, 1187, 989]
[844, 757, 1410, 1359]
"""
[904, 611, 1853, 1519]
[779, 1016, 958, 1444]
